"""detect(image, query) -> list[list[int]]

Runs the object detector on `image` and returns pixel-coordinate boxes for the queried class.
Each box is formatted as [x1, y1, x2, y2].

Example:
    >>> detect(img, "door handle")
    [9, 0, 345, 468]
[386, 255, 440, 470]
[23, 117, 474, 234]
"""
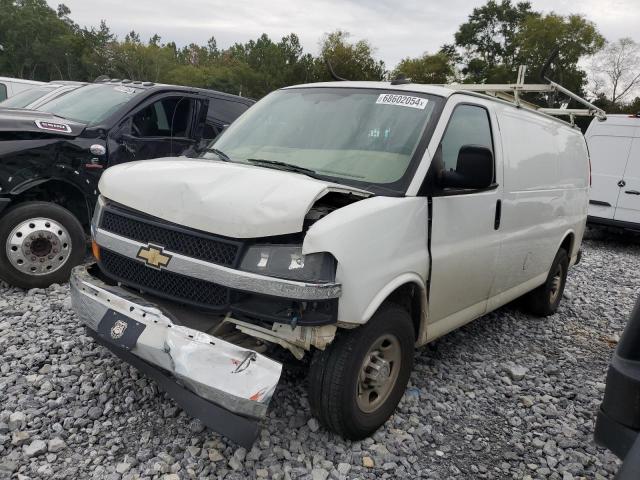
[494, 199, 502, 230]
[625, 190, 640, 195]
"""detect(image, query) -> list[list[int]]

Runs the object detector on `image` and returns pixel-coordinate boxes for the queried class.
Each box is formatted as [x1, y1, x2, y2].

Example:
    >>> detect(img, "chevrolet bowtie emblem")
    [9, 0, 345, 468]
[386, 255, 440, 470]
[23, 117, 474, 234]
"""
[136, 244, 172, 269]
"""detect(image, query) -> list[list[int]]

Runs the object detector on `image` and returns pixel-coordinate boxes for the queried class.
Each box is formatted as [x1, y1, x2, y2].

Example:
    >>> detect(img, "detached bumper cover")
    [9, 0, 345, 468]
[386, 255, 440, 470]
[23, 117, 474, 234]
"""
[70, 264, 282, 446]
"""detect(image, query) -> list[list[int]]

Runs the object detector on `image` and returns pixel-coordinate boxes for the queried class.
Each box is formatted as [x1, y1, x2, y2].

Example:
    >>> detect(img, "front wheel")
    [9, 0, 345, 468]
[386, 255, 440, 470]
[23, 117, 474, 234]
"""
[0, 201, 86, 288]
[308, 303, 415, 440]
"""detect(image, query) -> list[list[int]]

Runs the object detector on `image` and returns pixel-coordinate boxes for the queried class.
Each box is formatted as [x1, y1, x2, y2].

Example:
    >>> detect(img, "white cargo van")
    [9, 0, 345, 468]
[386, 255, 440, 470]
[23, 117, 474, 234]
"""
[0, 76, 44, 102]
[70, 81, 590, 447]
[586, 114, 640, 230]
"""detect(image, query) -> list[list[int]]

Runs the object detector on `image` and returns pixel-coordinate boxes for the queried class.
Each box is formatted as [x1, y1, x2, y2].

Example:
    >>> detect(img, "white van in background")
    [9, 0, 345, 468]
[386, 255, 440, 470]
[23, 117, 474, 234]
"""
[586, 114, 640, 231]
[0, 76, 44, 102]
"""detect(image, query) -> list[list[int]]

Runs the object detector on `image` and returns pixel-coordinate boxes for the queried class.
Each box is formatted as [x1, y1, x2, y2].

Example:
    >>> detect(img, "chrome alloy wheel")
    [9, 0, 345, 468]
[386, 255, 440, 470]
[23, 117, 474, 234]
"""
[356, 334, 402, 413]
[5, 218, 72, 276]
[549, 262, 564, 304]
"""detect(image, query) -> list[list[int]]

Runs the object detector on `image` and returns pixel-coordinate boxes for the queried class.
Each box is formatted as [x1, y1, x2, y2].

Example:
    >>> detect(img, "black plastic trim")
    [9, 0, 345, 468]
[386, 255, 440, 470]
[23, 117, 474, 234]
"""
[98, 249, 231, 313]
[595, 408, 638, 460]
[102, 201, 244, 268]
[588, 215, 640, 232]
[0, 198, 10, 215]
[87, 329, 260, 448]
[230, 292, 338, 327]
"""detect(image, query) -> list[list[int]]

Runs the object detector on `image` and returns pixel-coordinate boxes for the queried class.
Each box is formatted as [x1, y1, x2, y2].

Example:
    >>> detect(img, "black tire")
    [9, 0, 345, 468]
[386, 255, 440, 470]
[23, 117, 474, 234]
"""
[0, 201, 86, 289]
[308, 303, 415, 440]
[524, 248, 569, 317]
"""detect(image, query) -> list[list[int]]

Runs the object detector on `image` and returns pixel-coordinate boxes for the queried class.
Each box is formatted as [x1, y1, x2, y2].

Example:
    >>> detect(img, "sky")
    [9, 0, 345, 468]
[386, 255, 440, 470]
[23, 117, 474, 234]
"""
[48, 0, 640, 68]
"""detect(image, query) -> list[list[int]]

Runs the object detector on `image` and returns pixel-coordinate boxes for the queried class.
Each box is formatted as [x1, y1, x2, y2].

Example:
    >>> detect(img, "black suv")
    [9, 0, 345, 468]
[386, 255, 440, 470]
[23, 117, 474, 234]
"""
[0, 79, 253, 288]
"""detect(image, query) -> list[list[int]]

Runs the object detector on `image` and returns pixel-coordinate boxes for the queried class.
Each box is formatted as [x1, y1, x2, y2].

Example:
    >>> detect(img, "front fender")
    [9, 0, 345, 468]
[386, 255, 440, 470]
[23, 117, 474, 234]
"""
[303, 196, 429, 327]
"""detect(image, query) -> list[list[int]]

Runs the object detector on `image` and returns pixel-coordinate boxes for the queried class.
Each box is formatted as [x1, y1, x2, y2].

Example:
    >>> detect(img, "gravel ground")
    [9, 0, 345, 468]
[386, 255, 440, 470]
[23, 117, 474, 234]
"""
[0, 230, 638, 480]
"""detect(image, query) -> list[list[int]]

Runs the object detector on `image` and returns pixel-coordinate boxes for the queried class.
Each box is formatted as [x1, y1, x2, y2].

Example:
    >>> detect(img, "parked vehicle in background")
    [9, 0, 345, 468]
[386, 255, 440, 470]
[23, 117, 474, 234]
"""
[0, 76, 45, 101]
[0, 81, 86, 110]
[0, 79, 254, 288]
[70, 79, 590, 447]
[586, 114, 640, 232]
[595, 296, 640, 479]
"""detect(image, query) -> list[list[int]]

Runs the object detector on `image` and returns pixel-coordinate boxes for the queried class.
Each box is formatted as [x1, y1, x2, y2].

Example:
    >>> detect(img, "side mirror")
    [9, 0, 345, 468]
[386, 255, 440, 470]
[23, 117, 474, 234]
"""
[439, 145, 494, 189]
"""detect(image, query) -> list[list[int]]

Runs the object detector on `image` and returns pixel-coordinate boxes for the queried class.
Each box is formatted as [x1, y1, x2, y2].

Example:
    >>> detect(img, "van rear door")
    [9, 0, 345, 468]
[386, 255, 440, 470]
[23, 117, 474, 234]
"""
[586, 122, 636, 220]
[614, 137, 640, 225]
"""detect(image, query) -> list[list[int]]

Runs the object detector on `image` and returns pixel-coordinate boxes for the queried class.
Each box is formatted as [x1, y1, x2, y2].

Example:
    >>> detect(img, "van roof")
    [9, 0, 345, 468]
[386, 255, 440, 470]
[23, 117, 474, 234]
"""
[589, 114, 640, 126]
[283, 81, 581, 129]
[284, 81, 458, 97]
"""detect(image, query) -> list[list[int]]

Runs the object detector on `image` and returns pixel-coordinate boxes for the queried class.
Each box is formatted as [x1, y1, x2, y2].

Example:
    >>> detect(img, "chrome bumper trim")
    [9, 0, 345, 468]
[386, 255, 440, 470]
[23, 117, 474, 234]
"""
[94, 228, 342, 300]
[70, 264, 282, 420]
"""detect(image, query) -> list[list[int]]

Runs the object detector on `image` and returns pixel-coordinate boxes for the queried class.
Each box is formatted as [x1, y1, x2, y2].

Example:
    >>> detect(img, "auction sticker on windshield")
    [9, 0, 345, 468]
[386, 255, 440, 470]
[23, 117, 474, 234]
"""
[376, 94, 428, 110]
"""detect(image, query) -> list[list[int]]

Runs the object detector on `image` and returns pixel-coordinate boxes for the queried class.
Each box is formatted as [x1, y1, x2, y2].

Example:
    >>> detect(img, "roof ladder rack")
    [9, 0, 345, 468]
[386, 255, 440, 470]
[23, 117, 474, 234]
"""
[443, 54, 607, 124]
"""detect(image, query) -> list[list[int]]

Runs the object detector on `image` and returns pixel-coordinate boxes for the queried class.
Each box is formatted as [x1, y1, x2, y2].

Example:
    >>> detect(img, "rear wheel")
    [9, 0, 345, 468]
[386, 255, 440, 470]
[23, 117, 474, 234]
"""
[524, 248, 569, 317]
[0, 201, 86, 288]
[308, 303, 415, 439]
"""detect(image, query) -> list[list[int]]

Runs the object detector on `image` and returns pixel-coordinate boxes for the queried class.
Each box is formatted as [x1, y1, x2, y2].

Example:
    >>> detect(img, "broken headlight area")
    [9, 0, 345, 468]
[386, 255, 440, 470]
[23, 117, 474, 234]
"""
[239, 245, 336, 283]
[230, 290, 338, 327]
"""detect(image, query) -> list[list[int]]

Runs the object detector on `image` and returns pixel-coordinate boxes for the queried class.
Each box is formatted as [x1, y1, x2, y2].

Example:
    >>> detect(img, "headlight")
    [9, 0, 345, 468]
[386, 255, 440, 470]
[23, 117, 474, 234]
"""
[240, 245, 336, 282]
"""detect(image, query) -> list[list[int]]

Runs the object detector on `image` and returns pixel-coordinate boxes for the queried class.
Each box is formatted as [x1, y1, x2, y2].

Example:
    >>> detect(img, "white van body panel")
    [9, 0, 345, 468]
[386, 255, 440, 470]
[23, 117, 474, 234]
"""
[615, 137, 640, 225]
[586, 115, 640, 228]
[303, 196, 429, 328]
[98, 158, 372, 238]
[490, 102, 588, 297]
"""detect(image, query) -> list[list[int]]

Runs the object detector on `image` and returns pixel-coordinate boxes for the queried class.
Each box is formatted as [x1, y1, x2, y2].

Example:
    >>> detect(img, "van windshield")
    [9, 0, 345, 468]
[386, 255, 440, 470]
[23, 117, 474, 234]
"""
[36, 84, 143, 125]
[208, 87, 440, 192]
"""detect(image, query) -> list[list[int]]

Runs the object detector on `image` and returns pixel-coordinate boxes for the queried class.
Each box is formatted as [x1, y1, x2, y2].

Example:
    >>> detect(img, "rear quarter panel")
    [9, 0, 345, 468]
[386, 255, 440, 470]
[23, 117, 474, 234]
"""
[490, 104, 588, 296]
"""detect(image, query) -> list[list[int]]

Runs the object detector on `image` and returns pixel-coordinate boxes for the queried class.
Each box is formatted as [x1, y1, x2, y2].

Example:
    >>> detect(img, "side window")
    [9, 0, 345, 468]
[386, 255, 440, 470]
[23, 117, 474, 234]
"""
[131, 97, 193, 138]
[440, 104, 493, 172]
[204, 98, 250, 140]
[0, 83, 7, 102]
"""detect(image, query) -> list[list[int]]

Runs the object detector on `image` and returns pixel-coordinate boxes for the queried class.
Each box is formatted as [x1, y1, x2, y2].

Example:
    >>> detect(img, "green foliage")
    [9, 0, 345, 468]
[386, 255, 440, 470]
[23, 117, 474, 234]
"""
[0, 0, 632, 112]
[454, 0, 536, 74]
[393, 53, 454, 84]
[316, 30, 385, 81]
[0, 2, 385, 98]
[453, 0, 605, 98]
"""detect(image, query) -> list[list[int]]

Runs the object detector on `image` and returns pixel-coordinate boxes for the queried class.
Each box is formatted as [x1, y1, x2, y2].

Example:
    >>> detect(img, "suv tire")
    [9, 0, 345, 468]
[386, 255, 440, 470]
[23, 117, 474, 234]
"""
[0, 201, 86, 288]
[524, 248, 569, 317]
[308, 303, 415, 439]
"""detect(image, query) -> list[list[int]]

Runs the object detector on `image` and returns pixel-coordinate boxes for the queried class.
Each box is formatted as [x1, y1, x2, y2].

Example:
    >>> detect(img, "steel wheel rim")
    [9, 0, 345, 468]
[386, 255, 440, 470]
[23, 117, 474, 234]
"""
[549, 263, 564, 304]
[356, 333, 402, 413]
[5, 217, 72, 276]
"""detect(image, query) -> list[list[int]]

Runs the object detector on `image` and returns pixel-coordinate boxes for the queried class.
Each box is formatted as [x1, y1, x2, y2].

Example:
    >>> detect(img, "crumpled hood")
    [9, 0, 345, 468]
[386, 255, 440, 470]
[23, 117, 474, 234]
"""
[99, 158, 372, 238]
[0, 108, 85, 137]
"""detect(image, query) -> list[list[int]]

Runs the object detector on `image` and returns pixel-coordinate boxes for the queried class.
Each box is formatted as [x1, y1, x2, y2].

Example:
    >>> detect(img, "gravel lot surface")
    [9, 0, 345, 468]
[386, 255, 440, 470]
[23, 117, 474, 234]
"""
[1, 230, 638, 480]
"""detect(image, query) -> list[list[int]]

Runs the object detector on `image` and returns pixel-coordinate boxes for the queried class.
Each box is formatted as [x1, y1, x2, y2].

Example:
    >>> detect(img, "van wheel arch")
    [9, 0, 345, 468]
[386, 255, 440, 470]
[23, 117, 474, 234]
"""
[558, 231, 575, 260]
[385, 282, 425, 341]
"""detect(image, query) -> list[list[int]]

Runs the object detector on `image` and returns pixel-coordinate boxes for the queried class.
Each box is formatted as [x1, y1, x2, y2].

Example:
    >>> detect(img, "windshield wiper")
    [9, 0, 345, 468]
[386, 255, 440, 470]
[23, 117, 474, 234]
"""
[246, 158, 321, 178]
[203, 147, 231, 162]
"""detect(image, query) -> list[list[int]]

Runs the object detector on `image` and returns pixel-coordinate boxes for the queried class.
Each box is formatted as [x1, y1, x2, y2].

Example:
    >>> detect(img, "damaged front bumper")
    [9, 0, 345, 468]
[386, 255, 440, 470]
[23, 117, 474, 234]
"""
[70, 264, 282, 447]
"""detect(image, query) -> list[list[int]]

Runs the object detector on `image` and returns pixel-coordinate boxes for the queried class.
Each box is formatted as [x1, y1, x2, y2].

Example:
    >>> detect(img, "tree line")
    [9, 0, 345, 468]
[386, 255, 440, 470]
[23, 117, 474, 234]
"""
[0, 0, 638, 112]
